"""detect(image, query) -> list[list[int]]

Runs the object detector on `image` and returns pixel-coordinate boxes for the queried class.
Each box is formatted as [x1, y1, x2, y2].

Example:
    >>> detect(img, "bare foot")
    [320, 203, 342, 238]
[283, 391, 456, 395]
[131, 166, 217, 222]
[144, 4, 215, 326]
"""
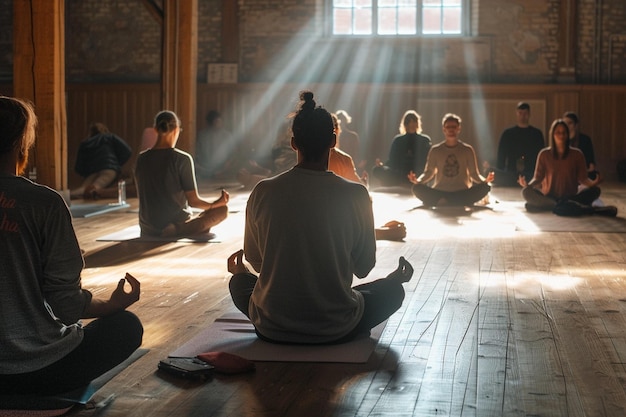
[386, 256, 414, 283]
[213, 189, 230, 208]
[83, 185, 99, 200]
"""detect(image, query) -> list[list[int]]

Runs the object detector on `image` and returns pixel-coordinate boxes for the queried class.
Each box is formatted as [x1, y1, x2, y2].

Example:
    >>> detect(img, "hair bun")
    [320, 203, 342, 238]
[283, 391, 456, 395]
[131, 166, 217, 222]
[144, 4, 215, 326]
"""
[300, 91, 314, 102]
[298, 90, 315, 111]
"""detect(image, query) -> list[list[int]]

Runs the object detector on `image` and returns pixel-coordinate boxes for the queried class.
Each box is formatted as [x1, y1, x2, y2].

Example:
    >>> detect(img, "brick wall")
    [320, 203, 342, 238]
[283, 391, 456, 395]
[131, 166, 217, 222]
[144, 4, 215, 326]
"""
[576, 0, 626, 83]
[0, 0, 624, 84]
[0, 1, 12, 82]
[65, 0, 162, 82]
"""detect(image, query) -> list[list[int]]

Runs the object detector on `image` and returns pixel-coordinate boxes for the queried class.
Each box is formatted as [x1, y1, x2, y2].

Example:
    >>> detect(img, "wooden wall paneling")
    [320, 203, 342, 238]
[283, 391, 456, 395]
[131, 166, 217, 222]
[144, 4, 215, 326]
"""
[546, 89, 579, 122]
[579, 87, 626, 175]
[65, 84, 160, 188]
[66, 83, 626, 185]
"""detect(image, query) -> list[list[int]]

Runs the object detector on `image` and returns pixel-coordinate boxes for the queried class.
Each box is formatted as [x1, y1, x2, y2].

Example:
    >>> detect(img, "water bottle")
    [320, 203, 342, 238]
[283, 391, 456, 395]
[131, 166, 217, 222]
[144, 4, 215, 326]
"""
[118, 180, 126, 205]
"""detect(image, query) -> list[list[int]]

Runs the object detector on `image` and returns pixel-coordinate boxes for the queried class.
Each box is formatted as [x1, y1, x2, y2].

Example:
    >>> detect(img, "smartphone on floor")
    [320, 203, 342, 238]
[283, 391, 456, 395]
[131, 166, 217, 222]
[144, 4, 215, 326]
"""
[158, 357, 214, 379]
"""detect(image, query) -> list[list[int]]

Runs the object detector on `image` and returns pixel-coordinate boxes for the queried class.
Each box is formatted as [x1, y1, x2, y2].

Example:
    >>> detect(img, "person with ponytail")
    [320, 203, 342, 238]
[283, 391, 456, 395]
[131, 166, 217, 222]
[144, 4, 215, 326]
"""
[0, 96, 143, 396]
[135, 110, 229, 237]
[226, 91, 414, 345]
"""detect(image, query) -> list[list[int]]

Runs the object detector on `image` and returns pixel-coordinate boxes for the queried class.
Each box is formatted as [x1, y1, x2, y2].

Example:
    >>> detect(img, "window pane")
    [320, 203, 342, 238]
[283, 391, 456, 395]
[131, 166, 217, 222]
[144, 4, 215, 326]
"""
[378, 8, 398, 35]
[332, 0, 464, 37]
[442, 8, 461, 34]
[354, 8, 373, 34]
[422, 8, 441, 34]
[398, 7, 417, 34]
[333, 9, 353, 34]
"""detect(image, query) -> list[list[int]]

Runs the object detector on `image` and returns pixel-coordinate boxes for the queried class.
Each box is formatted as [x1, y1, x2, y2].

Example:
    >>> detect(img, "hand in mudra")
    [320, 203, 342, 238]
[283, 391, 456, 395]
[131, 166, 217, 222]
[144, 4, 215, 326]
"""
[227, 250, 250, 275]
[386, 256, 414, 283]
[517, 175, 528, 188]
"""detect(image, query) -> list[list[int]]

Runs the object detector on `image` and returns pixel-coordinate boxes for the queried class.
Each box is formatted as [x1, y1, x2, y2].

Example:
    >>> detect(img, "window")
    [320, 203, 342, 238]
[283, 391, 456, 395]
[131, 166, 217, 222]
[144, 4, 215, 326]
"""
[332, 0, 465, 36]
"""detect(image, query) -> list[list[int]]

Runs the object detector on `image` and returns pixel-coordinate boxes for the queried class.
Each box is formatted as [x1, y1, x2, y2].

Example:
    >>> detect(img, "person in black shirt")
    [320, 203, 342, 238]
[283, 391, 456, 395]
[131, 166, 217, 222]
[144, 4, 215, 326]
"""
[372, 110, 432, 188]
[492, 102, 544, 186]
[71, 122, 132, 199]
[563, 111, 598, 180]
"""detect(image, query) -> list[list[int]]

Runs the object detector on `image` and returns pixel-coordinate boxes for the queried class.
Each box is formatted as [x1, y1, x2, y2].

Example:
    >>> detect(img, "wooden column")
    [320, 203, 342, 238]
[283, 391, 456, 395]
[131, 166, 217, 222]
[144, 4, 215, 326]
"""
[222, 1, 239, 63]
[162, 0, 198, 153]
[557, 0, 577, 82]
[13, 0, 67, 189]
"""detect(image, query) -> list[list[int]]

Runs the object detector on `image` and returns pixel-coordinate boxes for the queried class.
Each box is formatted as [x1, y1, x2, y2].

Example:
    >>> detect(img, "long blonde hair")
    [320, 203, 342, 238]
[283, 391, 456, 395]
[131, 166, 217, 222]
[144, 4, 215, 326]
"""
[399, 110, 422, 135]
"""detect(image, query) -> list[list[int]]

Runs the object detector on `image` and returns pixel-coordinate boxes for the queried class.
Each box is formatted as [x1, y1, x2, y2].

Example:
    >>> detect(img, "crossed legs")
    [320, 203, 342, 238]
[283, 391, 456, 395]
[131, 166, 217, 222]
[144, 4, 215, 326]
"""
[228, 256, 414, 344]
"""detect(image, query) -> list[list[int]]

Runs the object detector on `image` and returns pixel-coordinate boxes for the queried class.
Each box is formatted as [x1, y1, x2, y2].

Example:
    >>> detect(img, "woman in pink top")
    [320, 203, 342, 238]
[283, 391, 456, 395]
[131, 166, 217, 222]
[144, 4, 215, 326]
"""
[519, 118, 616, 216]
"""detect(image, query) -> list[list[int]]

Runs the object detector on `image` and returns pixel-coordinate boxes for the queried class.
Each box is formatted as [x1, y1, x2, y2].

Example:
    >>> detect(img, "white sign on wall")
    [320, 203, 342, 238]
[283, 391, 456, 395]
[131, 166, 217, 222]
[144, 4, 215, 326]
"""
[207, 63, 238, 84]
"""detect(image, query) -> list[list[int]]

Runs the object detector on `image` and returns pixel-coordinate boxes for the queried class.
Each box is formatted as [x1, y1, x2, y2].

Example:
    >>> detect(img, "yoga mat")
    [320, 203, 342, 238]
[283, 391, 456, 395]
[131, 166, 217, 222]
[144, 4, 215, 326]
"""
[486, 195, 626, 233]
[70, 203, 130, 218]
[0, 348, 148, 414]
[169, 312, 385, 363]
[514, 209, 626, 232]
[401, 188, 626, 234]
[96, 225, 219, 243]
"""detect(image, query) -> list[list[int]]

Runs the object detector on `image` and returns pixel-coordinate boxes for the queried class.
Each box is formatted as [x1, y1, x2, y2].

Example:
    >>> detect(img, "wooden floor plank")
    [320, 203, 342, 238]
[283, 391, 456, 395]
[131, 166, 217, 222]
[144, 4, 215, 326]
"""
[54, 182, 626, 416]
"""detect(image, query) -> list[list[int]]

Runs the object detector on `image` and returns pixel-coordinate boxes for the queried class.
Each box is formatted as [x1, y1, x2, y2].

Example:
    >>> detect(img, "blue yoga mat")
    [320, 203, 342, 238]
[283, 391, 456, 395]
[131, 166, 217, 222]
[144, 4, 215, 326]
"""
[0, 348, 148, 412]
[69, 203, 130, 218]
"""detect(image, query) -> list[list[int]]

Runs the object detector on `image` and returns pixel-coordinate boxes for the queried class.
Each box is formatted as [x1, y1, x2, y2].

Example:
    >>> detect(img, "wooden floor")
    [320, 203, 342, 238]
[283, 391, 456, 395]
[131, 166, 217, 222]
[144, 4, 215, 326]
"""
[66, 180, 626, 417]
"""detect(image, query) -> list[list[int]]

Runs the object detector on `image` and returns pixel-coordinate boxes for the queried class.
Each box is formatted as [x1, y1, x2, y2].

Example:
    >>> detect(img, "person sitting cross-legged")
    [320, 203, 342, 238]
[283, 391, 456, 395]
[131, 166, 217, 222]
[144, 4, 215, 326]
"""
[372, 110, 432, 188]
[135, 110, 229, 238]
[227, 90, 414, 345]
[519, 118, 617, 217]
[408, 113, 494, 208]
[0, 96, 143, 397]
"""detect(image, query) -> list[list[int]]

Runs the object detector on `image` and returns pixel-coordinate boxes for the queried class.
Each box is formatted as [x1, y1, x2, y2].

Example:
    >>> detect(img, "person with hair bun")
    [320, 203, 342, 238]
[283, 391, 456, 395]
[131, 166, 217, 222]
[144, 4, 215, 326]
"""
[226, 91, 414, 345]
[0, 96, 143, 396]
[135, 110, 229, 237]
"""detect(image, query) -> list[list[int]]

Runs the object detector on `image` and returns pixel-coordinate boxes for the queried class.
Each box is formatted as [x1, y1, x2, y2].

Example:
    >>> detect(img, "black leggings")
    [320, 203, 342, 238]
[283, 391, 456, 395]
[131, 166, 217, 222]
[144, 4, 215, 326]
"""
[229, 273, 405, 344]
[0, 310, 143, 395]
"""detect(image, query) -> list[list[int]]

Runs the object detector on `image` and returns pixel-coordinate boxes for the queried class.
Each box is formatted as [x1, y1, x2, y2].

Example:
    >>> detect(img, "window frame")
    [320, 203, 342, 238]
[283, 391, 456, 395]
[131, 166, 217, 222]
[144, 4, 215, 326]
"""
[328, 0, 471, 38]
